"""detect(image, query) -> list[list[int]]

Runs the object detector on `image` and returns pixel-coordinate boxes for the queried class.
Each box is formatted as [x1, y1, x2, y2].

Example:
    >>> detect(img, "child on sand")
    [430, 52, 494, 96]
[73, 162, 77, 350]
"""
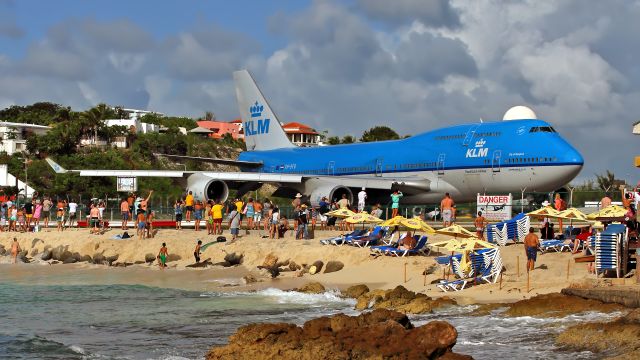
[158, 243, 168, 269]
[194, 240, 202, 263]
[11, 237, 21, 263]
[56, 206, 64, 232]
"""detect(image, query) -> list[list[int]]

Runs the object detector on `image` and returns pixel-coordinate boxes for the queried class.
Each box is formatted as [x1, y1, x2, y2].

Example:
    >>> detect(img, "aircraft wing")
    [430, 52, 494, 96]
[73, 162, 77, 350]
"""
[153, 153, 263, 167]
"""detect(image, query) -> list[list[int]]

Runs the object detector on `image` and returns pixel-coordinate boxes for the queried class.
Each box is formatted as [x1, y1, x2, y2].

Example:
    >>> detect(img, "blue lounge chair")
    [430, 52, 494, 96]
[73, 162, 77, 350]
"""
[320, 229, 366, 245]
[385, 235, 429, 257]
[347, 227, 385, 247]
[437, 258, 470, 291]
[370, 233, 415, 254]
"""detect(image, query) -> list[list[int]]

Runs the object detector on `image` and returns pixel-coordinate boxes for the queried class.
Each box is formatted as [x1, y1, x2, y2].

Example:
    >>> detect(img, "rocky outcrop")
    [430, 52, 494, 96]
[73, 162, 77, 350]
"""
[206, 309, 471, 360]
[350, 285, 456, 314]
[343, 284, 370, 299]
[223, 252, 243, 266]
[561, 287, 640, 308]
[297, 282, 326, 294]
[92, 253, 105, 265]
[40, 250, 52, 261]
[556, 309, 640, 357]
[503, 293, 625, 318]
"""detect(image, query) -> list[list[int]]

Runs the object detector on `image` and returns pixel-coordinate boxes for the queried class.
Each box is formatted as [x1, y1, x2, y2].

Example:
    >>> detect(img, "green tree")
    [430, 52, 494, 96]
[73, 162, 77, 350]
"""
[204, 111, 215, 121]
[360, 126, 400, 142]
[326, 136, 340, 145]
[341, 135, 355, 144]
[595, 170, 616, 191]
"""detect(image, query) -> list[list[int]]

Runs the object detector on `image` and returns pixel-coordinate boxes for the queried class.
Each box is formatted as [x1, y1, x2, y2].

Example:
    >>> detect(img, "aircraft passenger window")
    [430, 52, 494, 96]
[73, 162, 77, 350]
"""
[529, 127, 539, 133]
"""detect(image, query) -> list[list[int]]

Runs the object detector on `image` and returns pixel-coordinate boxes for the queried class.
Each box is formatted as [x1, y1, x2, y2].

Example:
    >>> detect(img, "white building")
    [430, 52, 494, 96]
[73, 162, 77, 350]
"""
[0, 164, 36, 198]
[120, 108, 164, 120]
[80, 118, 160, 148]
[0, 122, 51, 155]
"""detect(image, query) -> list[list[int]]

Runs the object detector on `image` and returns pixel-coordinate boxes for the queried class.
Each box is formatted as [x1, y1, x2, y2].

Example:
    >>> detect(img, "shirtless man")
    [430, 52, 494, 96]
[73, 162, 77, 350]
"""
[11, 237, 21, 264]
[475, 211, 487, 240]
[524, 227, 540, 272]
[158, 243, 168, 269]
[440, 193, 455, 227]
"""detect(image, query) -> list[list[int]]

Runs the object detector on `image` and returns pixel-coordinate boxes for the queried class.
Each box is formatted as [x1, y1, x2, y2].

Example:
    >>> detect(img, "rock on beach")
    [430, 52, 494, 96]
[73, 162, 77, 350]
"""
[206, 308, 471, 359]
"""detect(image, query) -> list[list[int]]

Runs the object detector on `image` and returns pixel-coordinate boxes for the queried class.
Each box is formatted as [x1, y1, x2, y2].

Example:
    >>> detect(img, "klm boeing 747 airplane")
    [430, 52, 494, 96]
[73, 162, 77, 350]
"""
[47, 70, 584, 205]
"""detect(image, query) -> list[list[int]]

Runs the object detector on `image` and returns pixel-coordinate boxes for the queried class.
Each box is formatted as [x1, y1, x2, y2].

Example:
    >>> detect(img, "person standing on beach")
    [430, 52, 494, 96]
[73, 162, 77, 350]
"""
[158, 243, 168, 269]
[55, 205, 63, 232]
[33, 200, 42, 232]
[121, 198, 130, 230]
[67, 199, 77, 228]
[245, 198, 255, 231]
[204, 201, 212, 235]
[89, 203, 100, 234]
[185, 191, 194, 223]
[11, 237, 21, 263]
[42, 196, 52, 230]
[24, 199, 33, 231]
[390, 190, 403, 218]
[554, 193, 566, 232]
[292, 194, 302, 231]
[136, 206, 146, 240]
[440, 193, 454, 227]
[193, 200, 202, 231]
[262, 199, 272, 231]
[228, 207, 240, 242]
[475, 211, 487, 240]
[524, 227, 540, 272]
[357, 187, 367, 212]
[212, 200, 224, 235]
[174, 200, 183, 230]
[194, 240, 202, 263]
[253, 200, 262, 231]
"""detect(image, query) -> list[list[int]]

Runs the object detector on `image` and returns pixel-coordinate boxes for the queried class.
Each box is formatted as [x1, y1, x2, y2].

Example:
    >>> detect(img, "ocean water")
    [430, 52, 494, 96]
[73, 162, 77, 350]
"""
[0, 273, 618, 359]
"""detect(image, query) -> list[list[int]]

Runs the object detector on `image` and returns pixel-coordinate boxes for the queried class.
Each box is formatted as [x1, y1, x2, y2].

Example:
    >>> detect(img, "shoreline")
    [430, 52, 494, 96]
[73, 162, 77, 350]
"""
[0, 227, 630, 304]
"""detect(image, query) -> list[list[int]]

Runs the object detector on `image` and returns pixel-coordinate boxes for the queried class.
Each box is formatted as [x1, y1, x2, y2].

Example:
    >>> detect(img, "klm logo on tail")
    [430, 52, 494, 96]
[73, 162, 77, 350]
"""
[244, 101, 270, 136]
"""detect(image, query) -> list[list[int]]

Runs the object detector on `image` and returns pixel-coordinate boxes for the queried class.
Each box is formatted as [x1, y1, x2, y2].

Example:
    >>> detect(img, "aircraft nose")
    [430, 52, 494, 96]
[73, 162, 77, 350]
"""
[563, 145, 584, 166]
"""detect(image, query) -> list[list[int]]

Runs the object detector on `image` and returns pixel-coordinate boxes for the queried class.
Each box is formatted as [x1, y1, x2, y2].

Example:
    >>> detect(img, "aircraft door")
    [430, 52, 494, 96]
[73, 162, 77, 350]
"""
[463, 124, 480, 147]
[327, 161, 335, 175]
[375, 158, 383, 177]
[492, 150, 502, 172]
[437, 153, 446, 175]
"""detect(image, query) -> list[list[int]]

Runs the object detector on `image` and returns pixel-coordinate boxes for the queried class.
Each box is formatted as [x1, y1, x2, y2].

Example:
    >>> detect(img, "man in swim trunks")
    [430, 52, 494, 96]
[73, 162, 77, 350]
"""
[158, 242, 168, 269]
[194, 240, 202, 263]
[475, 211, 486, 240]
[524, 227, 540, 272]
[440, 193, 454, 227]
[11, 237, 21, 264]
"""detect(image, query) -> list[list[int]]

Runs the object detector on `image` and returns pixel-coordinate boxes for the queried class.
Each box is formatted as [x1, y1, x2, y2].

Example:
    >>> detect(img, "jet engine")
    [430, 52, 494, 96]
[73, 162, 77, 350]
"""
[308, 184, 353, 206]
[186, 174, 229, 202]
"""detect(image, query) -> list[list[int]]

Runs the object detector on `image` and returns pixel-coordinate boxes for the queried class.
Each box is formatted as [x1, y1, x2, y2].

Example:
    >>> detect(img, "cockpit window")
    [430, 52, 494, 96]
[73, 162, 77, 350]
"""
[529, 126, 556, 133]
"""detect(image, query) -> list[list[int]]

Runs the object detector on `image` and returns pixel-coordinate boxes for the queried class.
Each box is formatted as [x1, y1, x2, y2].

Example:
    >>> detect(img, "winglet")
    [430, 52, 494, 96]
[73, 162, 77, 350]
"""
[45, 158, 68, 174]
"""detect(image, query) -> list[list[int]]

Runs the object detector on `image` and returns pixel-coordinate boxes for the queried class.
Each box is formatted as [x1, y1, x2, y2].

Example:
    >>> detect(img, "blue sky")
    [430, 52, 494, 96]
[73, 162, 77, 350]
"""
[1, 0, 639, 183]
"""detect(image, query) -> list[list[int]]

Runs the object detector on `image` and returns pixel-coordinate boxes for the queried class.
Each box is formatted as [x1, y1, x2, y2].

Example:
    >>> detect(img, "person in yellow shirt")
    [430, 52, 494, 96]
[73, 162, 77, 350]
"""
[185, 191, 194, 222]
[212, 200, 224, 235]
[234, 198, 244, 228]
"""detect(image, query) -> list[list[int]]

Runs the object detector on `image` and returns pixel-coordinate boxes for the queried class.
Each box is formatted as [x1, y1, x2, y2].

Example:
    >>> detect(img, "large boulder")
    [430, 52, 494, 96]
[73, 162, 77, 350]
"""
[145, 253, 156, 264]
[298, 282, 326, 294]
[63, 257, 77, 264]
[92, 253, 105, 265]
[356, 286, 457, 314]
[224, 252, 243, 266]
[51, 246, 66, 261]
[105, 254, 119, 266]
[166, 254, 181, 262]
[343, 284, 370, 299]
[262, 253, 278, 268]
[79, 255, 92, 263]
[309, 260, 324, 275]
[0, 245, 5, 256]
[503, 293, 625, 318]
[40, 250, 52, 261]
[323, 261, 344, 274]
[206, 309, 471, 359]
[556, 308, 640, 358]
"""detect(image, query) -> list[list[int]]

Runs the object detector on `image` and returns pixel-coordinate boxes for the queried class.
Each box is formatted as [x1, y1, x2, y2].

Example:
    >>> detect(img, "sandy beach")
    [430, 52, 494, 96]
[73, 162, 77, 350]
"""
[0, 226, 599, 304]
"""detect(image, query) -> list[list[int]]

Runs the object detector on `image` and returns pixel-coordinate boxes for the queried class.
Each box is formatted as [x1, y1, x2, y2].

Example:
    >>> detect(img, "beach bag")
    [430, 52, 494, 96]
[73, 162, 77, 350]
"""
[216, 236, 226, 242]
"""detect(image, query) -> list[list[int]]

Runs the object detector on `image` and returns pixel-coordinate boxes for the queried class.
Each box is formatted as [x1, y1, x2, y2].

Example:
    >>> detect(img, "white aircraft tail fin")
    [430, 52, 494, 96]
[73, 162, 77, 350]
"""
[45, 158, 68, 174]
[233, 70, 294, 151]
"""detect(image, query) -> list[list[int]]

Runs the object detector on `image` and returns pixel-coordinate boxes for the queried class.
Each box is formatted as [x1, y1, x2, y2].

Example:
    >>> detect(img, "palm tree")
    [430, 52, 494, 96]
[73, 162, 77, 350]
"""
[204, 111, 215, 121]
[81, 104, 115, 144]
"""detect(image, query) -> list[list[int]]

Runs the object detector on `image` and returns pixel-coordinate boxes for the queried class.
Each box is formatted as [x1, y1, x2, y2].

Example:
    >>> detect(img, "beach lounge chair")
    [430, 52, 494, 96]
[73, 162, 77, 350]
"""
[320, 229, 366, 245]
[347, 227, 385, 247]
[539, 239, 563, 252]
[370, 233, 413, 254]
[437, 258, 470, 291]
[487, 213, 530, 245]
[470, 248, 503, 284]
[385, 235, 429, 257]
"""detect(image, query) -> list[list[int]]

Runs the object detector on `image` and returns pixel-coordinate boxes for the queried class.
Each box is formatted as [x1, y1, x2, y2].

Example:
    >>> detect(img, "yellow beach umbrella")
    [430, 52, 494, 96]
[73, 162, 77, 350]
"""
[400, 217, 436, 234]
[527, 206, 561, 218]
[325, 208, 356, 218]
[381, 215, 406, 227]
[344, 213, 383, 224]
[556, 208, 588, 221]
[586, 205, 627, 220]
[435, 224, 476, 238]
[429, 236, 496, 273]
